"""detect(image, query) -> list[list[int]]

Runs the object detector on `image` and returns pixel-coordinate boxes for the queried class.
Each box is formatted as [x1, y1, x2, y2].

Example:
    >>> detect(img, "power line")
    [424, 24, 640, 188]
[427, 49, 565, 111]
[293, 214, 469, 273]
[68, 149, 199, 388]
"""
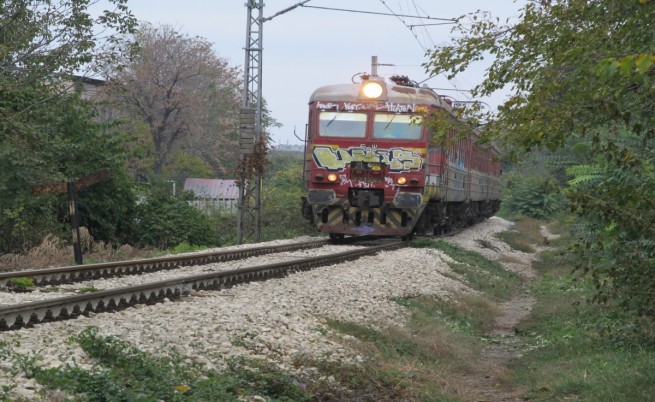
[263, 0, 312, 22]
[377, 0, 437, 51]
[299, 2, 468, 99]
[378, 1, 473, 100]
[409, 0, 435, 49]
[407, 22, 456, 27]
[428, 87, 473, 92]
[299, 4, 455, 22]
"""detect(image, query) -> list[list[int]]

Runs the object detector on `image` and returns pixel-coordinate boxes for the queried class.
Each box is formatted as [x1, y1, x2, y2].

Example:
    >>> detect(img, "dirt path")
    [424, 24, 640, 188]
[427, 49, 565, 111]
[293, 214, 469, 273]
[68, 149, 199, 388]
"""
[452, 224, 557, 401]
[455, 293, 535, 402]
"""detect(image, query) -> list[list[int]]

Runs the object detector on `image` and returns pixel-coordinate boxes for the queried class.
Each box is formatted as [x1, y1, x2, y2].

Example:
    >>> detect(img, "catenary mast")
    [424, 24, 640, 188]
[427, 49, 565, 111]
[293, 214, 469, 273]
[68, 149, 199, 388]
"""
[236, 0, 264, 244]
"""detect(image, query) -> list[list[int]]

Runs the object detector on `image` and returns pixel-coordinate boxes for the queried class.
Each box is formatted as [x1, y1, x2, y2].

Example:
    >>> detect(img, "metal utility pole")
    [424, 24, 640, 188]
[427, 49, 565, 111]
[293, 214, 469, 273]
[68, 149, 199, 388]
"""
[237, 0, 264, 244]
[236, 0, 311, 244]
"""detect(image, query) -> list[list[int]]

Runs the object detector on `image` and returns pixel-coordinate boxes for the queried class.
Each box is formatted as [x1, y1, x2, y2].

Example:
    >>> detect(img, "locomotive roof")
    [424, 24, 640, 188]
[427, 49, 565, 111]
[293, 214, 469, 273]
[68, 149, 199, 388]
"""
[309, 82, 453, 111]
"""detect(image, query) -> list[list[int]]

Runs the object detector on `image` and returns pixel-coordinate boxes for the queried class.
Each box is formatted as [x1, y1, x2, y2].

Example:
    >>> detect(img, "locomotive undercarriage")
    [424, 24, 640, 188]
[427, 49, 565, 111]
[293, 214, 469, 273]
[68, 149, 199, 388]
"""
[302, 196, 500, 239]
[306, 196, 421, 238]
[414, 199, 501, 235]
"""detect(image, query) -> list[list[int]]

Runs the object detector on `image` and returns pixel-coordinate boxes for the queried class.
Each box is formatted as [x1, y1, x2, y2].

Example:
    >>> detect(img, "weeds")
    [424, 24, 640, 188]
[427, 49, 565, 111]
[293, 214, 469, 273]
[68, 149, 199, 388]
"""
[78, 286, 102, 293]
[412, 239, 520, 299]
[6, 326, 311, 401]
[496, 231, 536, 253]
[0, 232, 159, 272]
[9, 277, 35, 292]
[315, 291, 505, 401]
[172, 242, 207, 254]
[495, 217, 557, 253]
[0, 234, 69, 271]
[508, 225, 655, 401]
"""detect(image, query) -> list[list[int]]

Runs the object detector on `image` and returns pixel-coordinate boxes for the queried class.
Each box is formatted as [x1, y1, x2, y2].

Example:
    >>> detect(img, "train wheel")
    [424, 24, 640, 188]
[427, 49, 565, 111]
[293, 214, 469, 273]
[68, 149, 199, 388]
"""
[401, 231, 416, 241]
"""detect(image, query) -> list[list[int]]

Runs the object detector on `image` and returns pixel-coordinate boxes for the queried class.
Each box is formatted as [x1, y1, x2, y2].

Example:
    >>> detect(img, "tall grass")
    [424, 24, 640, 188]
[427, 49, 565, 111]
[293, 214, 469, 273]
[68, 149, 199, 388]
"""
[508, 225, 655, 401]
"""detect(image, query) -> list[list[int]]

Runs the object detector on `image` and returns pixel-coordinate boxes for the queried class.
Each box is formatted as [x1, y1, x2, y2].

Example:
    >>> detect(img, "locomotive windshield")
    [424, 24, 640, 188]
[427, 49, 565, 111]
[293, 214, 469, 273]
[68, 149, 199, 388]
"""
[373, 114, 422, 140]
[318, 112, 366, 138]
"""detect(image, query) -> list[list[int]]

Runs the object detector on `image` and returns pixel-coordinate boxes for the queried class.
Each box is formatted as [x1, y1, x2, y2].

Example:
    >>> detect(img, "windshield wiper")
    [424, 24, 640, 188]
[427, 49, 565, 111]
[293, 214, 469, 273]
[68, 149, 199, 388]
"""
[384, 114, 397, 131]
[326, 113, 340, 127]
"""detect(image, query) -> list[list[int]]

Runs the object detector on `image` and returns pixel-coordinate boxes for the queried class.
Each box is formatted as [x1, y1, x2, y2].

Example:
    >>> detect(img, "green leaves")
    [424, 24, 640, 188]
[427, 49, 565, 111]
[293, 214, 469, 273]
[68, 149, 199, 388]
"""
[565, 164, 604, 187]
[425, 0, 655, 155]
[597, 54, 655, 78]
[133, 181, 219, 249]
[425, 0, 655, 319]
[0, 1, 139, 253]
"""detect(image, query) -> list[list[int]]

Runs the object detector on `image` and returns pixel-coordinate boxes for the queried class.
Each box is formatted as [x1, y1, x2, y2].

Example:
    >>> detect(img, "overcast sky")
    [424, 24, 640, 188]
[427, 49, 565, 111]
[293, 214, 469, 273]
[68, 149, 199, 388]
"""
[114, 0, 526, 145]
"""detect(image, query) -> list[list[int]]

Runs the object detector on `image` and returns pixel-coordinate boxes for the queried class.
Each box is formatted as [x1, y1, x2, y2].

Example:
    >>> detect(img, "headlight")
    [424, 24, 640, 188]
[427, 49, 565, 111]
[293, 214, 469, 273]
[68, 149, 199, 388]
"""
[361, 81, 383, 99]
[327, 173, 338, 182]
[397, 177, 407, 185]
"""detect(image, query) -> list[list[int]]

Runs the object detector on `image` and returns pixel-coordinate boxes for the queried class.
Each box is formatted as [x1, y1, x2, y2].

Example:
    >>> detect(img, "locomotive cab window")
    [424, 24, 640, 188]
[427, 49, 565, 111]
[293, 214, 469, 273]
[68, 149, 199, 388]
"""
[318, 112, 367, 138]
[373, 114, 422, 140]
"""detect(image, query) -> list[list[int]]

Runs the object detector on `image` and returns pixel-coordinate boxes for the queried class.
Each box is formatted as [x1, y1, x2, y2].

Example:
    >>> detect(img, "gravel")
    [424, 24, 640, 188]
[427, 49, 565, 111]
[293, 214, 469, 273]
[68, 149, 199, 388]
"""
[0, 217, 518, 400]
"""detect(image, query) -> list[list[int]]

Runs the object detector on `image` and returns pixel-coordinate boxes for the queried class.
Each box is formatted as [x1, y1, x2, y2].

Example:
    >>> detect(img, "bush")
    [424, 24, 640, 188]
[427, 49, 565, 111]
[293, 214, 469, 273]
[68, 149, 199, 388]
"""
[501, 173, 564, 220]
[134, 183, 220, 249]
[261, 152, 316, 240]
[71, 171, 139, 247]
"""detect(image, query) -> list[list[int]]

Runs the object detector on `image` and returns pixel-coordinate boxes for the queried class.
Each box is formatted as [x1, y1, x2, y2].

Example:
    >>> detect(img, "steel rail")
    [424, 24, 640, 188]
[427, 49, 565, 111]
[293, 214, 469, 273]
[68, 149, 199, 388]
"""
[0, 240, 407, 330]
[0, 238, 349, 289]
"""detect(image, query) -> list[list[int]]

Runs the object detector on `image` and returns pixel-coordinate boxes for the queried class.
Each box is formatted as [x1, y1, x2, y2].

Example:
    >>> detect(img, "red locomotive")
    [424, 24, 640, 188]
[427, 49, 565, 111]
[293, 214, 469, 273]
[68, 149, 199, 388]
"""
[301, 71, 501, 239]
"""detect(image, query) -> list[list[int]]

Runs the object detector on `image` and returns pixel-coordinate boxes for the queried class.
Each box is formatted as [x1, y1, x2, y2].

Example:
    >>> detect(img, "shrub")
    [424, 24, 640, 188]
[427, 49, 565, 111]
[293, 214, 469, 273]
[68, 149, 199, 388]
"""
[501, 174, 564, 220]
[134, 183, 219, 249]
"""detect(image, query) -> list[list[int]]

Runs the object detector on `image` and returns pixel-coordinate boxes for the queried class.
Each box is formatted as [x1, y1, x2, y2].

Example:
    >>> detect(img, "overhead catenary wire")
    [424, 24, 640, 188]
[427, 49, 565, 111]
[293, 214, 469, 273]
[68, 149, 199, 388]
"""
[378, 0, 427, 51]
[377, 0, 470, 99]
[299, 4, 456, 22]
[407, 22, 457, 27]
[408, 0, 436, 48]
[263, 0, 312, 22]
[289, 1, 470, 102]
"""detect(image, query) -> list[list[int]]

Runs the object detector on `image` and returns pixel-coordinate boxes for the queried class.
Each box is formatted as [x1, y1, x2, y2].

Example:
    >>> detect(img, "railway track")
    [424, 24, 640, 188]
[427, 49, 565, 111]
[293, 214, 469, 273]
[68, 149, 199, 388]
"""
[0, 237, 376, 289]
[0, 238, 406, 331]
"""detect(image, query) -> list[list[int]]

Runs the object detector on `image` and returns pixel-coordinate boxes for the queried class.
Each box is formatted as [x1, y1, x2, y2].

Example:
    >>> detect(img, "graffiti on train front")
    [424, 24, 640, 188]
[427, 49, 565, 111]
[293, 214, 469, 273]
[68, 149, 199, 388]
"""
[313, 146, 423, 172]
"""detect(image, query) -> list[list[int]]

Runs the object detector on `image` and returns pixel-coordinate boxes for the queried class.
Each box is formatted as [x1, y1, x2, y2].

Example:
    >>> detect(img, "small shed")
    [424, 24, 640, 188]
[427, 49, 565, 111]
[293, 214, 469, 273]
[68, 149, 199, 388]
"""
[183, 178, 239, 213]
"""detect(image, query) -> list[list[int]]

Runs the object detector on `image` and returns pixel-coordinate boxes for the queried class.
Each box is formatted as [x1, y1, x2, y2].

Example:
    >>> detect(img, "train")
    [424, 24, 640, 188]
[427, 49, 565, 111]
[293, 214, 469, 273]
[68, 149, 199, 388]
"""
[301, 69, 501, 239]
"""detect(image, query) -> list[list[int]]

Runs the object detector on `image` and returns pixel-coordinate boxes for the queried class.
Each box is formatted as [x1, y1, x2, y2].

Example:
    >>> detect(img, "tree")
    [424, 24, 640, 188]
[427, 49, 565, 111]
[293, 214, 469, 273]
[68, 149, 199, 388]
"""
[260, 150, 315, 240]
[0, 0, 136, 111]
[106, 23, 242, 175]
[0, 0, 138, 252]
[425, 1, 654, 151]
[424, 1, 655, 316]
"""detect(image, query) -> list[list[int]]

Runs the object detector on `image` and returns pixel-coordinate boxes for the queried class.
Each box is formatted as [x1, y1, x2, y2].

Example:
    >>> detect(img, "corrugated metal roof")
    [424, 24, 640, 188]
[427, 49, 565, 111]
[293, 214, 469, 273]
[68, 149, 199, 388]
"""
[183, 178, 239, 199]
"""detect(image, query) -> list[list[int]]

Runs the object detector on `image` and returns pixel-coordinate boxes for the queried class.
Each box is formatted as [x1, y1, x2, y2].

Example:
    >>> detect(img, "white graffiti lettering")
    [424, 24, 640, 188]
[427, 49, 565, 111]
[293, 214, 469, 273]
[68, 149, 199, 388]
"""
[315, 102, 418, 113]
[342, 102, 367, 111]
[339, 175, 351, 186]
[316, 102, 340, 110]
[385, 102, 415, 113]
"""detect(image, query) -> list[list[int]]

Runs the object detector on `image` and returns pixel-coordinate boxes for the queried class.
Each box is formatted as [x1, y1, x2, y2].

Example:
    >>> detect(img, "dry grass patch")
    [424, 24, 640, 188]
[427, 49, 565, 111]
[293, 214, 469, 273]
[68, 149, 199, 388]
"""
[495, 217, 547, 253]
[310, 292, 503, 400]
[0, 234, 70, 270]
[500, 254, 527, 265]
[0, 231, 155, 272]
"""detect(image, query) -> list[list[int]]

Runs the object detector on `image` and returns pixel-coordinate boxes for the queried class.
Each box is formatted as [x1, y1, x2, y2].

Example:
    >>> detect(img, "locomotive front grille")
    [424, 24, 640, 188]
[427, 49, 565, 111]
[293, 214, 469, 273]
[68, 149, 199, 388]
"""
[348, 188, 384, 208]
